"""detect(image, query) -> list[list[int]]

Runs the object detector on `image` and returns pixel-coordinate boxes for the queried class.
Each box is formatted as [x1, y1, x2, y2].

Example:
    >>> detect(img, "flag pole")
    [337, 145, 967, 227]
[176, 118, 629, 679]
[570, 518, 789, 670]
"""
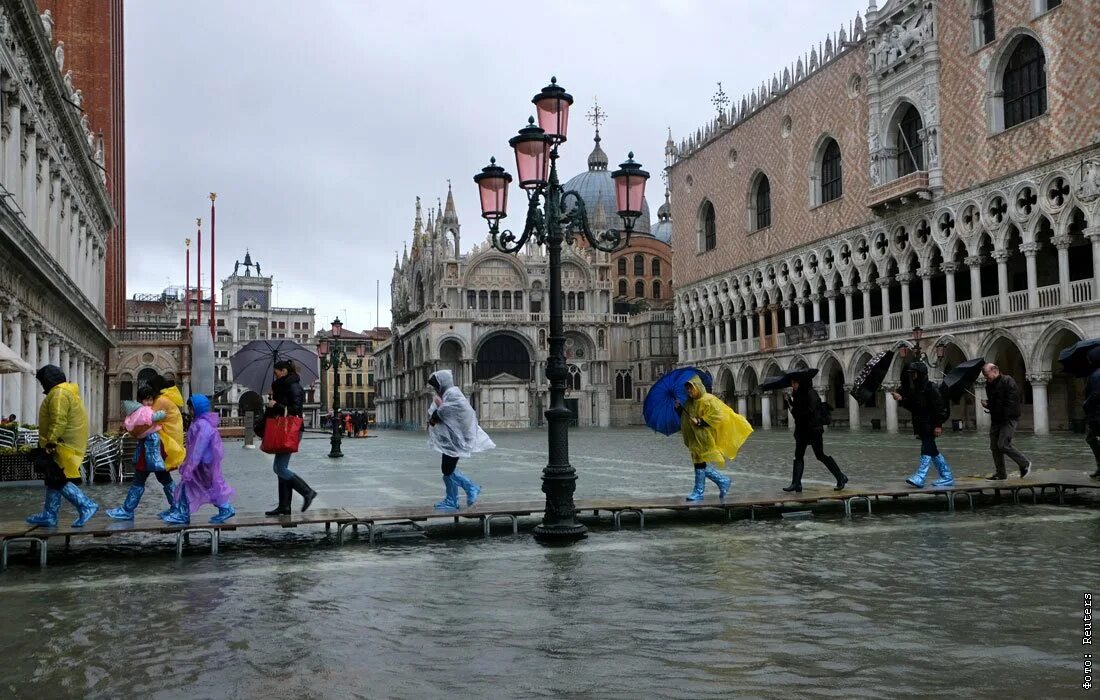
[185, 237, 192, 330]
[196, 217, 203, 326]
[209, 192, 217, 338]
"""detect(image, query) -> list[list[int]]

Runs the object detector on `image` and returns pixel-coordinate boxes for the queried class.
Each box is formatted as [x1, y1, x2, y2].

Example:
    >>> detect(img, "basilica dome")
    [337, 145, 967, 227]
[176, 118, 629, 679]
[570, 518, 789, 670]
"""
[650, 191, 672, 244]
[561, 131, 651, 237]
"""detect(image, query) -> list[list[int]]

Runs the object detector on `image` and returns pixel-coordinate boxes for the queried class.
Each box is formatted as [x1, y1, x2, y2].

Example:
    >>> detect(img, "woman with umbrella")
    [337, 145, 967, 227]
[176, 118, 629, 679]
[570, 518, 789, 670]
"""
[264, 360, 318, 515]
[891, 362, 953, 488]
[782, 370, 848, 493]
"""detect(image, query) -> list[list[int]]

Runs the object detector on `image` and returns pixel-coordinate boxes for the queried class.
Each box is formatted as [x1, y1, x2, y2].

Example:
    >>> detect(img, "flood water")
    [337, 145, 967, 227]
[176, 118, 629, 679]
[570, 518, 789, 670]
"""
[0, 427, 1095, 698]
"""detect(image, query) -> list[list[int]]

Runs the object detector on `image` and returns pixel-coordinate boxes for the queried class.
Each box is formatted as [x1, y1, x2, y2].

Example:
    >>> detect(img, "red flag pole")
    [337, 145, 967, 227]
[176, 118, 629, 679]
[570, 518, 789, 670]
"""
[185, 237, 191, 330]
[196, 217, 203, 326]
[209, 193, 217, 338]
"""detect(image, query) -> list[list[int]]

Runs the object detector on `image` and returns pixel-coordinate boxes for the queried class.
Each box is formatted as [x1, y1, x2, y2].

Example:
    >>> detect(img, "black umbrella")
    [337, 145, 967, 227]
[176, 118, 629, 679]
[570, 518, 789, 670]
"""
[760, 368, 819, 392]
[849, 350, 895, 407]
[940, 357, 985, 402]
[230, 339, 320, 396]
[1058, 338, 1100, 378]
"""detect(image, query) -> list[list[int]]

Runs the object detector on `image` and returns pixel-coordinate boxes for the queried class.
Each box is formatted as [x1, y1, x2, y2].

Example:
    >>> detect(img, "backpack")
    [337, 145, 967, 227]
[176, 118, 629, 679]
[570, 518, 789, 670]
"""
[817, 401, 833, 427]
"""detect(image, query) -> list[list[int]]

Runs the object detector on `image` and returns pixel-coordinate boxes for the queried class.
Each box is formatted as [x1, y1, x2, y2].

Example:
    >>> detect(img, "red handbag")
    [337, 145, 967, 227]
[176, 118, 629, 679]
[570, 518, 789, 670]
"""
[260, 409, 302, 454]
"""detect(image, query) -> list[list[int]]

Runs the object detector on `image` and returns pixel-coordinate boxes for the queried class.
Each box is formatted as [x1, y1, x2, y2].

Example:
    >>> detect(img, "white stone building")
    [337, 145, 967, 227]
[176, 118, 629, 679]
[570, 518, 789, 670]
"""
[0, 3, 113, 432]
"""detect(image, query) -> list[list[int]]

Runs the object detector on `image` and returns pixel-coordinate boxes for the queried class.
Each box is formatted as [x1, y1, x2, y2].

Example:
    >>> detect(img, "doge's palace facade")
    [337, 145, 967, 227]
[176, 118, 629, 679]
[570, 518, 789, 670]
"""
[0, 1, 114, 431]
[669, 0, 1099, 436]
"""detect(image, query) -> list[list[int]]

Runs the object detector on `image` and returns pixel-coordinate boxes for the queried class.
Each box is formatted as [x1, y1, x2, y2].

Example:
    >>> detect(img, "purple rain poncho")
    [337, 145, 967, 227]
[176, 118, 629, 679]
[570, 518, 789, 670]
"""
[178, 395, 234, 512]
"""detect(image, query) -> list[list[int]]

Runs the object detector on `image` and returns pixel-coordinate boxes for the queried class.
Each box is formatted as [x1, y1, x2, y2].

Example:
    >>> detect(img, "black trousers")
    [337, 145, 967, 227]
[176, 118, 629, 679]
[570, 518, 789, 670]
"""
[1087, 422, 1100, 469]
[793, 431, 829, 464]
[441, 454, 459, 476]
[919, 434, 940, 457]
[133, 470, 173, 487]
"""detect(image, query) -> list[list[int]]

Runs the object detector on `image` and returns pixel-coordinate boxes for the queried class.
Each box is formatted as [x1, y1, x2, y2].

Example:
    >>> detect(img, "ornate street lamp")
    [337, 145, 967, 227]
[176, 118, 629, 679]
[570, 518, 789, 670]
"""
[318, 317, 365, 459]
[473, 77, 649, 545]
[898, 325, 947, 367]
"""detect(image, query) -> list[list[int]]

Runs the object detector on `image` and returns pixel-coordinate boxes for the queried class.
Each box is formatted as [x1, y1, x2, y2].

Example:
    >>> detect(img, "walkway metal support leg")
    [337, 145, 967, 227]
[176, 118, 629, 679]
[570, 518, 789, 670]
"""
[483, 514, 518, 537]
[1, 538, 47, 569]
[612, 509, 644, 531]
[844, 496, 872, 518]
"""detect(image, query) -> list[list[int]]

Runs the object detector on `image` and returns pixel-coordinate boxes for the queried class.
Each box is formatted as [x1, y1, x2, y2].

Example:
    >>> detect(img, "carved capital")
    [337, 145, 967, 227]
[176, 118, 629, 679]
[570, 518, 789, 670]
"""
[991, 250, 1010, 263]
[895, 273, 913, 284]
[941, 262, 959, 274]
[877, 276, 894, 288]
[964, 255, 984, 267]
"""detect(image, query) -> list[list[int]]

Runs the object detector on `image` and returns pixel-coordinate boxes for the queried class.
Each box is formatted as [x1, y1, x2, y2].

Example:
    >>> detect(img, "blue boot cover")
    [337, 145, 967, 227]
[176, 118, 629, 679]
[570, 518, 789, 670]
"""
[157, 481, 176, 519]
[106, 484, 145, 520]
[686, 468, 707, 501]
[452, 469, 481, 507]
[434, 474, 460, 509]
[906, 455, 933, 488]
[932, 455, 954, 487]
[210, 503, 236, 524]
[161, 488, 191, 524]
[60, 482, 99, 527]
[704, 465, 732, 499]
[26, 489, 62, 527]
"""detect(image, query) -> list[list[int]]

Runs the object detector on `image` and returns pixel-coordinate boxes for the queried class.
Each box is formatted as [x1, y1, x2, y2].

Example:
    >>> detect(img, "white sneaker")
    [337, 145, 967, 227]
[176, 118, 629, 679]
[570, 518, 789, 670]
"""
[1020, 462, 1032, 479]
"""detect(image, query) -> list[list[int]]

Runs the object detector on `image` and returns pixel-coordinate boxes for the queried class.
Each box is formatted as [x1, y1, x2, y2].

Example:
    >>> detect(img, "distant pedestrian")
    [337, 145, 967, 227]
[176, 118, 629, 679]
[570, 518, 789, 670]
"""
[980, 363, 1031, 480]
[675, 375, 752, 501]
[893, 362, 953, 488]
[263, 360, 317, 515]
[344, 412, 354, 438]
[782, 373, 848, 493]
[25, 365, 98, 527]
[427, 370, 492, 509]
[1083, 347, 1100, 480]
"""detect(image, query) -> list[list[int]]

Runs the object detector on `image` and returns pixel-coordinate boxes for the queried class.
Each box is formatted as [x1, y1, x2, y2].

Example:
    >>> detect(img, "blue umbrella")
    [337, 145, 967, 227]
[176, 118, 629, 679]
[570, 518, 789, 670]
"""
[643, 367, 714, 436]
[229, 339, 320, 396]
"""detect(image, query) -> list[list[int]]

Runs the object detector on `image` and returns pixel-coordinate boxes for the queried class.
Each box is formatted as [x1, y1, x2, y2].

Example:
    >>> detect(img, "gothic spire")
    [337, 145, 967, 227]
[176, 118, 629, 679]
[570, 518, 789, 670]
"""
[442, 179, 459, 226]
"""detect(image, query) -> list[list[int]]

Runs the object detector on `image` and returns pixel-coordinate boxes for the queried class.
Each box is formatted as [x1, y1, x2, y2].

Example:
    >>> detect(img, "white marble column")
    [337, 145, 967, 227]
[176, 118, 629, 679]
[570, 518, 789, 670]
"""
[974, 378, 990, 432]
[860, 283, 873, 328]
[884, 386, 898, 433]
[22, 322, 37, 424]
[1087, 228, 1100, 300]
[943, 262, 958, 322]
[1055, 236, 1071, 305]
[736, 393, 748, 418]
[846, 384, 860, 431]
[733, 313, 742, 346]
[49, 337, 60, 367]
[1030, 376, 1049, 435]
[5, 311, 21, 421]
[843, 287, 854, 337]
[4, 96, 21, 203]
[782, 301, 792, 329]
[1023, 244, 1039, 310]
[826, 291, 837, 338]
[59, 346, 70, 385]
[920, 269, 933, 319]
[897, 273, 912, 326]
[966, 256, 983, 317]
[725, 318, 733, 354]
[879, 279, 891, 324]
[994, 251, 1009, 314]
[761, 393, 772, 430]
[22, 120, 37, 236]
[797, 299, 807, 325]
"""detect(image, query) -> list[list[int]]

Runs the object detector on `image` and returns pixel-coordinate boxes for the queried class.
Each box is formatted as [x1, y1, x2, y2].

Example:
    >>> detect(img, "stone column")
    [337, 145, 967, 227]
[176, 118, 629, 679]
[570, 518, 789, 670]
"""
[797, 299, 807, 325]
[993, 251, 1009, 314]
[733, 313, 742, 346]
[736, 392, 748, 418]
[725, 317, 733, 354]
[1023, 244, 1039, 310]
[811, 294, 821, 323]
[860, 283, 873, 328]
[758, 312, 767, 352]
[878, 277, 892, 324]
[826, 291, 838, 338]
[943, 262, 958, 323]
[966, 256, 983, 317]
[22, 321, 37, 424]
[5, 310, 21, 422]
[77, 356, 87, 407]
[1030, 375, 1049, 435]
[842, 286, 854, 336]
[22, 120, 36, 236]
[974, 378, 990, 432]
[677, 330, 685, 358]
[845, 383, 860, 431]
[920, 268, 933, 320]
[897, 273, 912, 326]
[4, 97, 20, 203]
[782, 301, 792, 329]
[770, 306, 779, 348]
[761, 393, 772, 430]
[50, 338, 60, 368]
[1054, 235, 1071, 305]
[1086, 227, 1100, 300]
[884, 384, 898, 433]
[59, 346, 70, 385]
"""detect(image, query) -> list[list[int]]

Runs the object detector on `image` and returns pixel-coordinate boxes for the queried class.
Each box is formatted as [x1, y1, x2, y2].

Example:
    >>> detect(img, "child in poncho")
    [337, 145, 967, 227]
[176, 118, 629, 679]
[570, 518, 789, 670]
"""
[106, 386, 177, 520]
[427, 370, 494, 509]
[162, 394, 235, 524]
[676, 375, 753, 501]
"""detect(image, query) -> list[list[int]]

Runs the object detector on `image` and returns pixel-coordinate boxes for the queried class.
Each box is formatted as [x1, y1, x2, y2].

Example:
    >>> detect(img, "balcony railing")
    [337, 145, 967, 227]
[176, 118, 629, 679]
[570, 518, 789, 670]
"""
[888, 312, 905, 330]
[981, 296, 1000, 316]
[955, 301, 973, 321]
[1071, 279, 1094, 304]
[930, 304, 948, 325]
[113, 328, 188, 343]
[1037, 284, 1060, 309]
[851, 319, 865, 336]
[869, 317, 883, 334]
[910, 309, 925, 326]
[1008, 290, 1028, 313]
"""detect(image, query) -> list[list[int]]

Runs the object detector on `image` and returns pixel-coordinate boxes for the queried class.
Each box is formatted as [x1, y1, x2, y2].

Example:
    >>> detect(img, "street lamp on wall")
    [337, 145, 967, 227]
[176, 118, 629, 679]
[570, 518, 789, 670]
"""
[473, 77, 649, 546]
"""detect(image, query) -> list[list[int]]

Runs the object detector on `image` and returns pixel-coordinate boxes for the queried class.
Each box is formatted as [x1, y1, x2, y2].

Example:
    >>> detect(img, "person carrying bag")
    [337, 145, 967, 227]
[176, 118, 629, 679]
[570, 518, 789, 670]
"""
[263, 360, 317, 515]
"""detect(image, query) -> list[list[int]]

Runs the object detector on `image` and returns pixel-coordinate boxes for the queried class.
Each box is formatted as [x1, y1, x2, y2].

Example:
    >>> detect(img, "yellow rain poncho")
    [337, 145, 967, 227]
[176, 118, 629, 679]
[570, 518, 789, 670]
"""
[153, 385, 187, 470]
[680, 375, 754, 466]
[38, 382, 89, 479]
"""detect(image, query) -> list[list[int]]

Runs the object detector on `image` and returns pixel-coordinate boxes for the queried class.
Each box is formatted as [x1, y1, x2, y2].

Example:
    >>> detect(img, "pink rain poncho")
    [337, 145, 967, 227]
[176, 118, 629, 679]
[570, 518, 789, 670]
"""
[177, 394, 234, 512]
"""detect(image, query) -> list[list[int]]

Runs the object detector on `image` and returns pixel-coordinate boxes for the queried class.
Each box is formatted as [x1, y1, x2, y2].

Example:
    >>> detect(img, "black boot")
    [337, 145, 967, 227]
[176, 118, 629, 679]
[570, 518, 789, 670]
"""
[783, 459, 804, 493]
[265, 479, 292, 516]
[290, 474, 317, 512]
[824, 456, 849, 491]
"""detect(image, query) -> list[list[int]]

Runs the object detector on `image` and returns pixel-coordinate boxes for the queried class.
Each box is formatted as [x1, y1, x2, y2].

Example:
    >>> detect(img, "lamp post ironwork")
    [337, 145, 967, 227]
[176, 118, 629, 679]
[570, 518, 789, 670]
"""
[317, 317, 365, 459]
[898, 325, 947, 367]
[472, 77, 649, 545]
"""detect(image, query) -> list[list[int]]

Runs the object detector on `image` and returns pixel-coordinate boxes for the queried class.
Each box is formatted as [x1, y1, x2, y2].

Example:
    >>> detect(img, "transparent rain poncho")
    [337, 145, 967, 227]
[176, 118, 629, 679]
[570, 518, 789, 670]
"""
[426, 370, 495, 459]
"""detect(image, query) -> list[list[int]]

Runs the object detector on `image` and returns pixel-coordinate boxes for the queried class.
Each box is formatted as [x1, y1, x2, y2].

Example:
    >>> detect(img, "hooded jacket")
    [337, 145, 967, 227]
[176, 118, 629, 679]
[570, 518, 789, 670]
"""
[787, 381, 824, 434]
[151, 384, 186, 470]
[426, 370, 495, 458]
[680, 375, 753, 466]
[177, 394, 234, 512]
[269, 372, 304, 417]
[897, 362, 944, 436]
[36, 366, 87, 479]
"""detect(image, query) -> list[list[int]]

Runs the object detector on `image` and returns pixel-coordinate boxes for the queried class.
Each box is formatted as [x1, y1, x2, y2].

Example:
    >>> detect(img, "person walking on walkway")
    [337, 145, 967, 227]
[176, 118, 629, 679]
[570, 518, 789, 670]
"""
[25, 365, 98, 527]
[782, 374, 848, 493]
[162, 394, 236, 524]
[981, 363, 1031, 480]
[147, 374, 187, 515]
[427, 370, 492, 509]
[676, 375, 752, 501]
[264, 360, 317, 515]
[893, 362, 953, 488]
[106, 387, 177, 520]
[1083, 347, 1100, 480]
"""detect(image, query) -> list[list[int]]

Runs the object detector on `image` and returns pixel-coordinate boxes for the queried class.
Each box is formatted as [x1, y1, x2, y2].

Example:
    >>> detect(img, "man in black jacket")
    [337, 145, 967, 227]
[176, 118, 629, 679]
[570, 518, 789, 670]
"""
[1084, 347, 1100, 479]
[980, 363, 1031, 479]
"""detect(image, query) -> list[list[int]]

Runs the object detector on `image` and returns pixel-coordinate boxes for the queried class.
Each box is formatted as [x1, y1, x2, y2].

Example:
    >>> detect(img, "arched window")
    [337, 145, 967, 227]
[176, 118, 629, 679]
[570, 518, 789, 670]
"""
[617, 258, 627, 275]
[618, 278, 627, 296]
[514, 291, 523, 310]
[1003, 36, 1047, 129]
[478, 290, 488, 310]
[466, 290, 476, 309]
[219, 365, 228, 382]
[652, 280, 662, 299]
[490, 290, 500, 310]
[502, 291, 512, 310]
[567, 292, 576, 311]
[698, 200, 716, 252]
[820, 139, 842, 203]
[977, 0, 995, 46]
[635, 280, 645, 298]
[567, 364, 581, 391]
[652, 258, 661, 276]
[615, 370, 633, 400]
[577, 292, 585, 311]
[752, 174, 772, 230]
[897, 104, 924, 176]
[633, 254, 645, 276]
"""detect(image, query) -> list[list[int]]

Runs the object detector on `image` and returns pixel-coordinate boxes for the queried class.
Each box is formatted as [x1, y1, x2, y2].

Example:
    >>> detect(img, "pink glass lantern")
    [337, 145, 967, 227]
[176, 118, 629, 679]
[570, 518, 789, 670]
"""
[355, 343, 366, 358]
[473, 157, 512, 220]
[912, 326, 924, 342]
[317, 339, 330, 357]
[611, 152, 650, 231]
[532, 77, 573, 144]
[331, 317, 343, 338]
[509, 117, 550, 190]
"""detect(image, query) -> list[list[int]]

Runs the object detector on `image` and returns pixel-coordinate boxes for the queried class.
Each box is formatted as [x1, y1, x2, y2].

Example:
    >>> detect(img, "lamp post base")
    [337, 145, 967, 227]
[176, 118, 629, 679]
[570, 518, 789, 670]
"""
[533, 522, 587, 545]
[328, 434, 344, 459]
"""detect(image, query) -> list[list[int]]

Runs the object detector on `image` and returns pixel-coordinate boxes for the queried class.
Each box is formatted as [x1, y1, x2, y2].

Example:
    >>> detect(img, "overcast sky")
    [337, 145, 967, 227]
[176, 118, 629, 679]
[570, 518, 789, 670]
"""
[125, 0, 865, 332]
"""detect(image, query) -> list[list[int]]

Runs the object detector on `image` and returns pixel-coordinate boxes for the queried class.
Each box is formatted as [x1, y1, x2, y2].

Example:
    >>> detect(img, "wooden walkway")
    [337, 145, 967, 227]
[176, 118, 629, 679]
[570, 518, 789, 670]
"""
[1, 469, 1097, 569]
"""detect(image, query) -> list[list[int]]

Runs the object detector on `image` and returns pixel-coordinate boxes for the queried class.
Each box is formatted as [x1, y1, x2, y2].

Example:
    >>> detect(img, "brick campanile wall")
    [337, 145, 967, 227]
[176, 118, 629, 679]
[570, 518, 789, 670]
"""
[38, 0, 127, 329]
